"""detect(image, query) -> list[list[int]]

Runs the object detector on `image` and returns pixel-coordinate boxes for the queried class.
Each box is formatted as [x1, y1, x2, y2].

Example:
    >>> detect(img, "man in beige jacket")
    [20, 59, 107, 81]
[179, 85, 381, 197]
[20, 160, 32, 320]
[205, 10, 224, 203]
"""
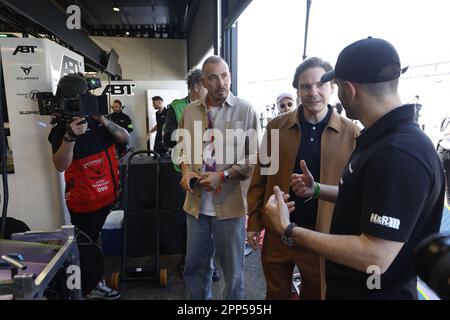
[247, 57, 359, 299]
[176, 56, 259, 299]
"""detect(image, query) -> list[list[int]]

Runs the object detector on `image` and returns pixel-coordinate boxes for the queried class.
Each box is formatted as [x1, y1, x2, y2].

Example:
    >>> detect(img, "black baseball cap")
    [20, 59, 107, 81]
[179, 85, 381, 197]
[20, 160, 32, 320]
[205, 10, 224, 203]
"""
[321, 37, 408, 84]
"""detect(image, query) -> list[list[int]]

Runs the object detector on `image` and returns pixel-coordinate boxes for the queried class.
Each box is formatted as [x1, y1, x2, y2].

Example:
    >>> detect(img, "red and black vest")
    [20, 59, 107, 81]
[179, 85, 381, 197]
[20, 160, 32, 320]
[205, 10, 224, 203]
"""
[49, 119, 119, 213]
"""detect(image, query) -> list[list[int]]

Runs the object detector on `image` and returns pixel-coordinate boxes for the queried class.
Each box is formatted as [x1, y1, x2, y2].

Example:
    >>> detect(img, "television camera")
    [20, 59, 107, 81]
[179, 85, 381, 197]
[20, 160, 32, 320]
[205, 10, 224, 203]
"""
[37, 74, 108, 123]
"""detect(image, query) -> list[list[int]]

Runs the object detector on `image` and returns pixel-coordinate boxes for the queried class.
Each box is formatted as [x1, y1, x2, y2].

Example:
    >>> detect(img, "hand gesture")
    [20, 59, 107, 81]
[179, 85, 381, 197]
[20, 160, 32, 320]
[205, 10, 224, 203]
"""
[264, 186, 295, 235]
[290, 160, 315, 198]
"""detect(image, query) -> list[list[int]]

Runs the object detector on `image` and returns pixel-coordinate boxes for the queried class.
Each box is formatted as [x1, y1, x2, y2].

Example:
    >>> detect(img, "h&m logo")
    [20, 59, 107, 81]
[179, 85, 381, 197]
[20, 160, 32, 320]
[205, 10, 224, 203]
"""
[13, 46, 37, 55]
[102, 84, 136, 96]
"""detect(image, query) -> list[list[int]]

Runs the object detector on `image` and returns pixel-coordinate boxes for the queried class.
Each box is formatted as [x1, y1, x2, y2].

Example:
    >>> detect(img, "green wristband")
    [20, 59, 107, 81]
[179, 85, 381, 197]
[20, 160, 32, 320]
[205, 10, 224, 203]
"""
[312, 182, 321, 199]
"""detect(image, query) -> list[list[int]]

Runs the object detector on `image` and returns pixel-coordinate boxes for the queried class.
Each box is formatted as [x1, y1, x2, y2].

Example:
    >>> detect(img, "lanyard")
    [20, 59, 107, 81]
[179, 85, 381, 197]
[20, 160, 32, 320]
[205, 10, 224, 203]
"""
[206, 97, 216, 144]
[204, 98, 217, 172]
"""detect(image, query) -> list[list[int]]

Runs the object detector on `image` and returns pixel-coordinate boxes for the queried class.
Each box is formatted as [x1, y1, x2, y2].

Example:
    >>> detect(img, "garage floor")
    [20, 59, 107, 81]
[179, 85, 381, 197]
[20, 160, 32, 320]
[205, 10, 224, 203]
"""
[102, 205, 449, 300]
[104, 247, 266, 300]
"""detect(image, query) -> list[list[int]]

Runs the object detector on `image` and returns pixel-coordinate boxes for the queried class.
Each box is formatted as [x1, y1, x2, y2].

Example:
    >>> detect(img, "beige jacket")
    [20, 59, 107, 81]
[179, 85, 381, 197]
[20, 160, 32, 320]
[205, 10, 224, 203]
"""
[247, 107, 360, 234]
[177, 94, 260, 220]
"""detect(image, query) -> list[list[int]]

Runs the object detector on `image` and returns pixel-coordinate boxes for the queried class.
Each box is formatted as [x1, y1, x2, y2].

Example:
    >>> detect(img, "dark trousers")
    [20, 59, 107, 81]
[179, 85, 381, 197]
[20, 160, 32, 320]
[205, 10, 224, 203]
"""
[438, 147, 450, 205]
[69, 204, 112, 294]
[115, 143, 127, 159]
[262, 230, 323, 300]
[69, 204, 112, 243]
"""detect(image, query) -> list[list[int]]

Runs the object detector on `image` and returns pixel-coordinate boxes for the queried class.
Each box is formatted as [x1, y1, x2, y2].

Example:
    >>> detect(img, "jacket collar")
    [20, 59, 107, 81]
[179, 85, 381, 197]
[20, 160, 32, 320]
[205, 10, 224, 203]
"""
[287, 105, 342, 132]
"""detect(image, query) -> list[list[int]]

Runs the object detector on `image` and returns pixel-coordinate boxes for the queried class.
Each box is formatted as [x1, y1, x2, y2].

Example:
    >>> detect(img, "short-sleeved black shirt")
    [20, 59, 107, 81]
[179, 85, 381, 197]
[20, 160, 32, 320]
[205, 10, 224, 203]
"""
[48, 118, 118, 213]
[326, 104, 445, 299]
[48, 118, 114, 157]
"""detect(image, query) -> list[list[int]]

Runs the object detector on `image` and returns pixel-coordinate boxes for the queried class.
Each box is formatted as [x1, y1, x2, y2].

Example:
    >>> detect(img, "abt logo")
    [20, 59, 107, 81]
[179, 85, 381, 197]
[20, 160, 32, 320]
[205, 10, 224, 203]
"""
[102, 84, 136, 96]
[60, 55, 82, 78]
[13, 45, 37, 55]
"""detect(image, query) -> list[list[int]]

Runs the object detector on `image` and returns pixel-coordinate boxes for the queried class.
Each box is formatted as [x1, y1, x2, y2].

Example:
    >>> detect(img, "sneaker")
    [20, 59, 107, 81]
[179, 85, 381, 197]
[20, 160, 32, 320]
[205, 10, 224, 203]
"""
[86, 280, 121, 300]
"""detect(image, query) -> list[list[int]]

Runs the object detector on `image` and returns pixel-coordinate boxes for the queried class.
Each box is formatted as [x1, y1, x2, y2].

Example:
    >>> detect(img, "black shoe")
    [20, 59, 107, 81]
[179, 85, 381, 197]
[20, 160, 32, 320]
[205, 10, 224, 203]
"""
[86, 280, 121, 300]
[212, 270, 220, 282]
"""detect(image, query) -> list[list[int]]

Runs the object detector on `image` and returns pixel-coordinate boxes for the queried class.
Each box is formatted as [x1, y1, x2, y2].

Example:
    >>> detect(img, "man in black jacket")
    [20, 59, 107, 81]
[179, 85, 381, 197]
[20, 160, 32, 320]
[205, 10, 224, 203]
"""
[109, 99, 133, 158]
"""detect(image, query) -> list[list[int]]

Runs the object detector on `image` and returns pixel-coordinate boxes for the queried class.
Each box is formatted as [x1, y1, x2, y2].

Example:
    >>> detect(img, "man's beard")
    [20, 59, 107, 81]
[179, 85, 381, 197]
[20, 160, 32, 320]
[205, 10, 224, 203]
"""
[342, 102, 357, 120]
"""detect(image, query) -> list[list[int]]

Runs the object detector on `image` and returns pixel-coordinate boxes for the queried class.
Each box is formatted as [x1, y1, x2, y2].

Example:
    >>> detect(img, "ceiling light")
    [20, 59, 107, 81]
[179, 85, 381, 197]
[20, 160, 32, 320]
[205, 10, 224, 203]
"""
[113, 6, 120, 12]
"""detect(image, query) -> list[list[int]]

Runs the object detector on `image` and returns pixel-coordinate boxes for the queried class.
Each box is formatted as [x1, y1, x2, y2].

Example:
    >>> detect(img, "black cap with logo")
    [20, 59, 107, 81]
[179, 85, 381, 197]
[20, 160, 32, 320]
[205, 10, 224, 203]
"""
[321, 37, 408, 84]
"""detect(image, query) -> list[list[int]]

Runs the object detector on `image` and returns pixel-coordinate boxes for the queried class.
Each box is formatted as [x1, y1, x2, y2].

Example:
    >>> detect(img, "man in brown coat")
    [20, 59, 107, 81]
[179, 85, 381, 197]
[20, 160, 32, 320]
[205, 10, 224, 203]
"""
[247, 57, 360, 299]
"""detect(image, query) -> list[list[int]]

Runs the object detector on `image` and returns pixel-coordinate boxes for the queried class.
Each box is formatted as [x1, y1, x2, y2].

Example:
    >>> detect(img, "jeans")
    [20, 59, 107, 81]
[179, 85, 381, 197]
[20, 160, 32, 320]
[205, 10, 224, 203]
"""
[184, 214, 245, 300]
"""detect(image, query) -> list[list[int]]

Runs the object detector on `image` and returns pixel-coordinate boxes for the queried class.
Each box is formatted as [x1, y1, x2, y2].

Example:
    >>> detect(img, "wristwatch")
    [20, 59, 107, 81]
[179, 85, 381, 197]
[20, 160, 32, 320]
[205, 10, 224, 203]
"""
[223, 169, 230, 181]
[63, 133, 77, 142]
[281, 223, 297, 246]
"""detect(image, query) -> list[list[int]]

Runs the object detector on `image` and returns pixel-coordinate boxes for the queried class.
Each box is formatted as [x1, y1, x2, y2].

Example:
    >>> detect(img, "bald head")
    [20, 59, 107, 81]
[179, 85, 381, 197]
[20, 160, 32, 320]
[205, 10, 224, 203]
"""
[202, 55, 228, 71]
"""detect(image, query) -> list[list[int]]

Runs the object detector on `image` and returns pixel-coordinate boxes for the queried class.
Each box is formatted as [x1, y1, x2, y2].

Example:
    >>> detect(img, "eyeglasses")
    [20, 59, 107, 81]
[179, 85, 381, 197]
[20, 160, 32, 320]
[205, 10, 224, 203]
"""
[279, 102, 293, 109]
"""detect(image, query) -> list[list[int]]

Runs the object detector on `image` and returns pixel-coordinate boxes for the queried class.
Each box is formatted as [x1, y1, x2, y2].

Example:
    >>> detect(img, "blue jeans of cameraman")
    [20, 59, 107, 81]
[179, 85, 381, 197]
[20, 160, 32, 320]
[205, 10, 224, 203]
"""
[184, 214, 245, 300]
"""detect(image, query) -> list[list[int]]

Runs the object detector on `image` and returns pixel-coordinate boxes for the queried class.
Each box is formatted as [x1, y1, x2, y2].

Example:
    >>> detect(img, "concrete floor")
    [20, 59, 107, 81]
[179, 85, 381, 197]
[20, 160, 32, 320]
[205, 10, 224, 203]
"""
[104, 248, 266, 300]
[101, 205, 450, 300]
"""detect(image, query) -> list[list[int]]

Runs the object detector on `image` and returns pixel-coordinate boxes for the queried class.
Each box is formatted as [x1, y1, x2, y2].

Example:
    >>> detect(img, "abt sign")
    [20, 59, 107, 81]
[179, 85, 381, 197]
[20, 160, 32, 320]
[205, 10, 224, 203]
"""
[13, 46, 37, 55]
[102, 83, 136, 96]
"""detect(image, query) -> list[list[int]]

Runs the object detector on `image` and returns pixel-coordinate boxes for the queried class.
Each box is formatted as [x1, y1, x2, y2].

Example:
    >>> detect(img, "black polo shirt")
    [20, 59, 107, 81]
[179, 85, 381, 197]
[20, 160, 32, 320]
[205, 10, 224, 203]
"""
[326, 104, 445, 300]
[289, 105, 332, 227]
[109, 111, 133, 133]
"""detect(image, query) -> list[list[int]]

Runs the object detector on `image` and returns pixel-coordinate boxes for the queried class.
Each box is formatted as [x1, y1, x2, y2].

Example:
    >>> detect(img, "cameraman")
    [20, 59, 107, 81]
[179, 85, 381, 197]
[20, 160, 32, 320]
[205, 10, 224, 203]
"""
[48, 76, 129, 299]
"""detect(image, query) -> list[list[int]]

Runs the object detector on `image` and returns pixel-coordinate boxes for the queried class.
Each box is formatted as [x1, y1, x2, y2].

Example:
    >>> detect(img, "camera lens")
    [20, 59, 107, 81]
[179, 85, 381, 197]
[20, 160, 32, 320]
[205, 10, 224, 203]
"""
[66, 99, 79, 112]
[415, 232, 450, 300]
